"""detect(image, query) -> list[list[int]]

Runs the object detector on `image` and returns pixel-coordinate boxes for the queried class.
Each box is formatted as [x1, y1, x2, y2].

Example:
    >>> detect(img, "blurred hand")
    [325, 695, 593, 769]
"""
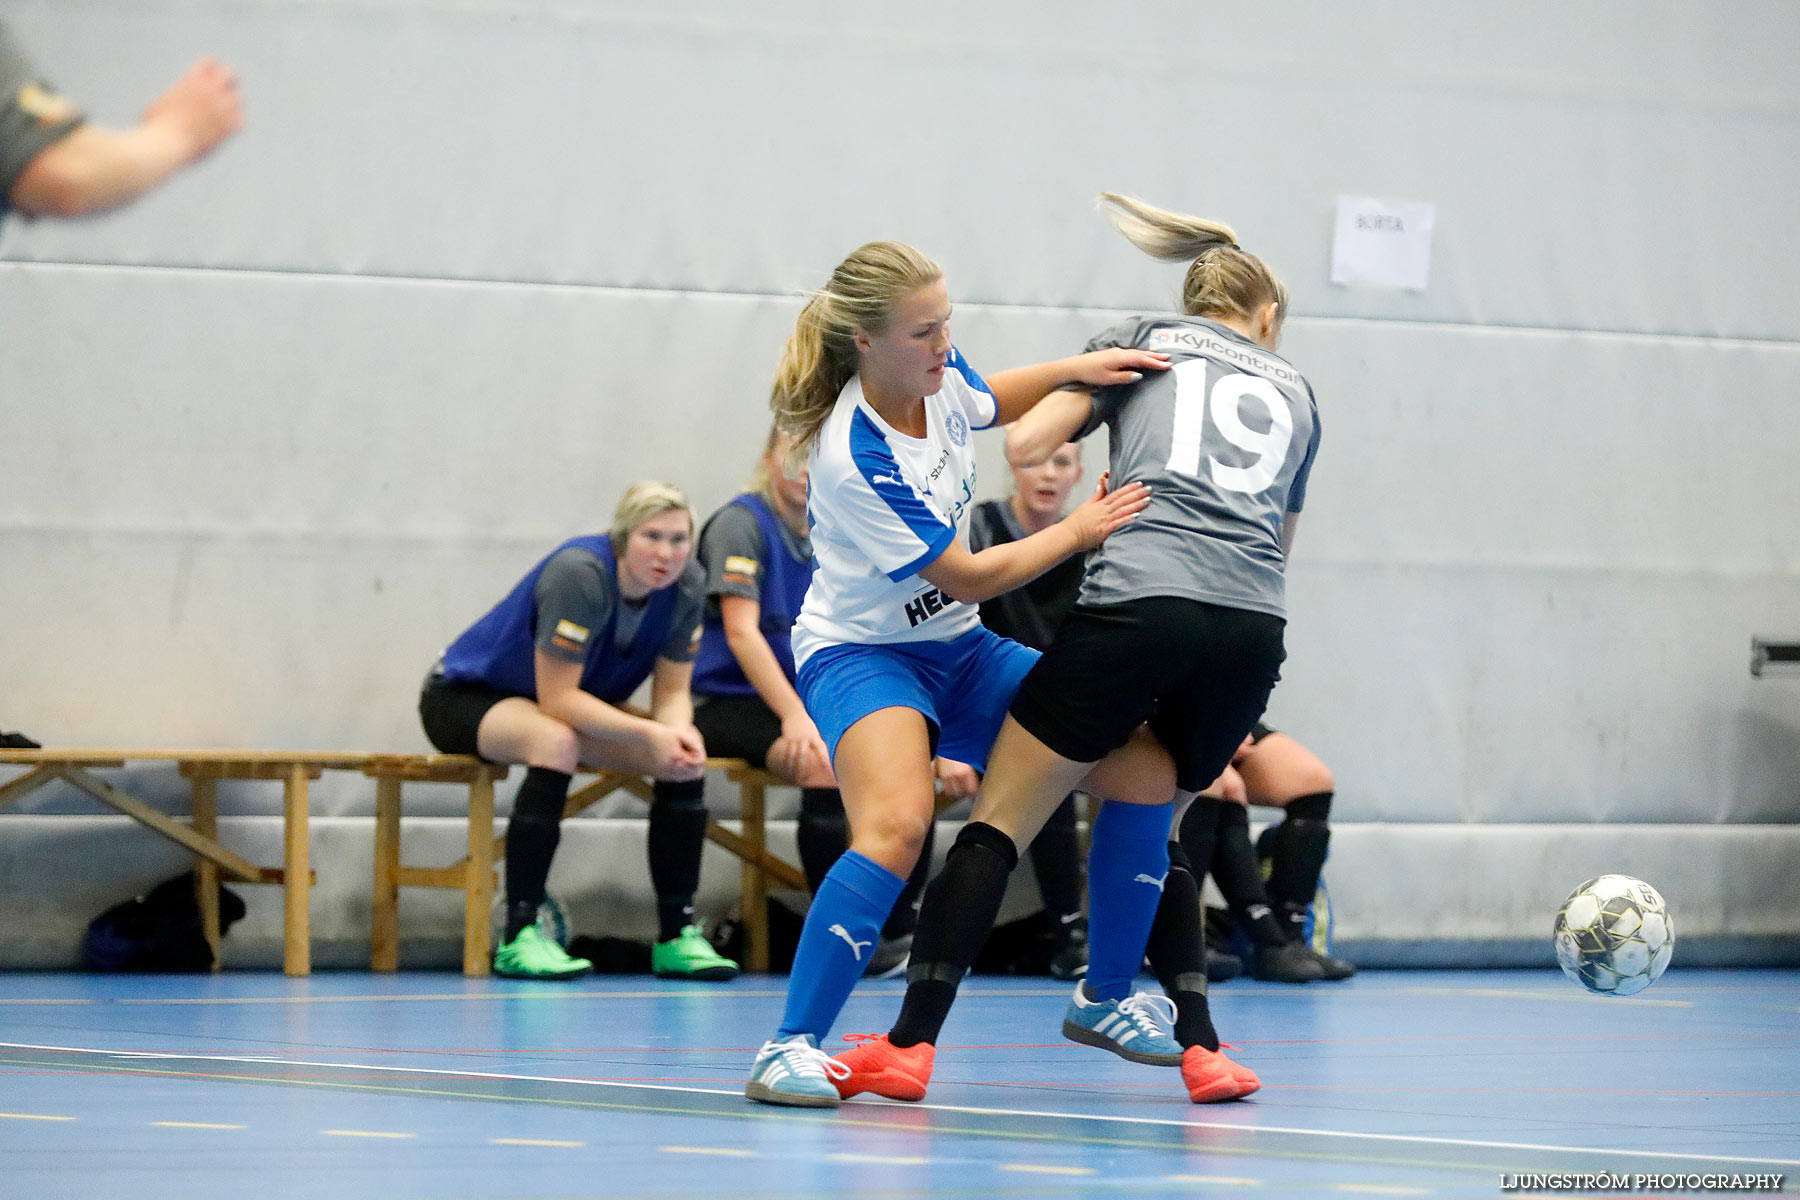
[141, 58, 243, 164]
[933, 757, 980, 801]
[770, 711, 834, 787]
[646, 722, 706, 781]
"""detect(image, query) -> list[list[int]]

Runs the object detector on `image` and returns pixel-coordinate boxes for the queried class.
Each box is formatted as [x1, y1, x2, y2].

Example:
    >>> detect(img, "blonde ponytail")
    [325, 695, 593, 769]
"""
[1098, 191, 1289, 327]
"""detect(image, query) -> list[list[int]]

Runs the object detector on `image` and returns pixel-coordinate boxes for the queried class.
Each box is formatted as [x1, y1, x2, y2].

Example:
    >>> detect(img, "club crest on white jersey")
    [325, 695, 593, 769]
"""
[792, 347, 999, 667]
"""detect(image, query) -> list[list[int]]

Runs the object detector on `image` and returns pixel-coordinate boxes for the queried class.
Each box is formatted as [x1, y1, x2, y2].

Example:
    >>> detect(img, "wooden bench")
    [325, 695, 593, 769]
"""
[364, 755, 808, 976]
[362, 754, 512, 977]
[0, 748, 368, 976]
[2, 749, 963, 979]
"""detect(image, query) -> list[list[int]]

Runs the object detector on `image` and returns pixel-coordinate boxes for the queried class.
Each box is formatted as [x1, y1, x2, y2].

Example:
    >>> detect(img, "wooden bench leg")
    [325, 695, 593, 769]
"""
[282, 763, 311, 977]
[191, 775, 221, 971]
[739, 776, 769, 973]
[464, 768, 496, 977]
[371, 776, 402, 972]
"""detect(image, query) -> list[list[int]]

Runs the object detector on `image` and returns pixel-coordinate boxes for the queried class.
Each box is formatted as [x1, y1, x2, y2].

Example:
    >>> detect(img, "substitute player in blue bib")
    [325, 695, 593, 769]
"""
[838, 194, 1321, 1104]
[744, 240, 1177, 1106]
[420, 482, 737, 981]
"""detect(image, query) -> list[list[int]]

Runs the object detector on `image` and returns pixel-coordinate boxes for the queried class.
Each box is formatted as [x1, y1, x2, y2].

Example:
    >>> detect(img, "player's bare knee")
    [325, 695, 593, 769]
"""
[526, 723, 580, 774]
[853, 808, 933, 872]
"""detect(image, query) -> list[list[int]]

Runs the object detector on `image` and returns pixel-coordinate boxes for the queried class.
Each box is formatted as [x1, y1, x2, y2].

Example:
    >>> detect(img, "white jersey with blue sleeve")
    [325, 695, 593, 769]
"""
[792, 347, 999, 667]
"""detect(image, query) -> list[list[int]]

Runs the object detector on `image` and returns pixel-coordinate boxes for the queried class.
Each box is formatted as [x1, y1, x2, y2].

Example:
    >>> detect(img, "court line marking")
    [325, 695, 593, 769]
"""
[1336, 1186, 1433, 1196]
[492, 1137, 583, 1147]
[1000, 1163, 1096, 1176]
[152, 1121, 244, 1130]
[7, 1040, 1798, 1171]
[322, 1129, 415, 1139]
[829, 1154, 928, 1165]
[0, 1111, 75, 1121]
[0, 1054, 1767, 1183]
[1166, 1176, 1263, 1186]
[660, 1145, 754, 1157]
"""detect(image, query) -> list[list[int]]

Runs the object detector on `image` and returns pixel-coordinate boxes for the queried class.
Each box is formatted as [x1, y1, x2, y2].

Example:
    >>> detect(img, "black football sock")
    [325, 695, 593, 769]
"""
[889, 822, 1019, 1048]
[1211, 801, 1291, 947]
[649, 778, 709, 941]
[1143, 840, 1219, 1051]
[1266, 792, 1333, 926]
[503, 766, 572, 941]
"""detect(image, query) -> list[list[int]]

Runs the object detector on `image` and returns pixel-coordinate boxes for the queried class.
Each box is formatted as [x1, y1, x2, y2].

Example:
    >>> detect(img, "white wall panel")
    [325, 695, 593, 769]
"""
[2, 1, 1797, 338]
[2, 266, 1796, 827]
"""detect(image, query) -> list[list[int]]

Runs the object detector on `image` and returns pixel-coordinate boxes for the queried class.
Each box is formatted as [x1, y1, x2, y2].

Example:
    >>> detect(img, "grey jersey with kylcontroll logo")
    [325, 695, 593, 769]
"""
[1076, 315, 1320, 618]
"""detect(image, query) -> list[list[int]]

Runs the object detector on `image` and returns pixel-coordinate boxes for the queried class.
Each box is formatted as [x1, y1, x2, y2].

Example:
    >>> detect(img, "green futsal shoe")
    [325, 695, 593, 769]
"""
[493, 924, 593, 980]
[652, 925, 740, 981]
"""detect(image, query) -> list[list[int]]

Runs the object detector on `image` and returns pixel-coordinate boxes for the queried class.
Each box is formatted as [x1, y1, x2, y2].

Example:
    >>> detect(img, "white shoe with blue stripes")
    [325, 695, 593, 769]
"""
[745, 1034, 850, 1107]
[1060, 983, 1184, 1066]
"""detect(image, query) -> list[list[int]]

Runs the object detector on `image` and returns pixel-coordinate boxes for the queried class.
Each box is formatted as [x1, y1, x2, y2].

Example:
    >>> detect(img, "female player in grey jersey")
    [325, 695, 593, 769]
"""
[831, 194, 1319, 1104]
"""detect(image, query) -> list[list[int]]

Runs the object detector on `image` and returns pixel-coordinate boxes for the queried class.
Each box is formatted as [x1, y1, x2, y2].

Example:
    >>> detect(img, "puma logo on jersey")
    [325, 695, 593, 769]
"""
[875, 468, 933, 497]
[1134, 872, 1168, 892]
[829, 924, 872, 961]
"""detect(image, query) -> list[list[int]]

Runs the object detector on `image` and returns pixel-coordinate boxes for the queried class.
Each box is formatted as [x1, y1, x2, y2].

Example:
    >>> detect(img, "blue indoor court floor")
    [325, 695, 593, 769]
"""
[2, 969, 1795, 1199]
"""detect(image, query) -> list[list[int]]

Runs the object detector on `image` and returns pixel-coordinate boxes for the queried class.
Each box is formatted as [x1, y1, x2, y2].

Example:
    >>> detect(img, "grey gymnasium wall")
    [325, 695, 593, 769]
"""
[2, 0, 1796, 967]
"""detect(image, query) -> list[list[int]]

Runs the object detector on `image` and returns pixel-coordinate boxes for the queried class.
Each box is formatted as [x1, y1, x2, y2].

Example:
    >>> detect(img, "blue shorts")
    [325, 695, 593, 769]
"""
[797, 625, 1040, 772]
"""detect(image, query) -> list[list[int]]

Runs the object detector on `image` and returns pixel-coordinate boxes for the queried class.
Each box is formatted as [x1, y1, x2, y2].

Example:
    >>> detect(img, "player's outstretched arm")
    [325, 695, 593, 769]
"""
[920, 474, 1148, 605]
[984, 348, 1168, 426]
[9, 57, 241, 217]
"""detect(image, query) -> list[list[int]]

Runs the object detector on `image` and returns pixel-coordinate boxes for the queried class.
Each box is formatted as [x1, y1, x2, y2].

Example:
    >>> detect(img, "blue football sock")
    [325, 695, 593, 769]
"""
[777, 850, 907, 1040]
[1084, 801, 1174, 1003]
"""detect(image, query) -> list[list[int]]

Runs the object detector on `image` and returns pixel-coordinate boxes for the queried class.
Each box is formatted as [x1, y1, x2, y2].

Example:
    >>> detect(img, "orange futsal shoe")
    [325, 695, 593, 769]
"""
[830, 1033, 935, 1102]
[1181, 1043, 1260, 1103]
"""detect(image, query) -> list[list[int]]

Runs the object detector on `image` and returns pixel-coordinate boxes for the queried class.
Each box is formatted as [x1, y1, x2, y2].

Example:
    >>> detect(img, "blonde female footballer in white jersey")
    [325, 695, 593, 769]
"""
[744, 240, 1178, 1107]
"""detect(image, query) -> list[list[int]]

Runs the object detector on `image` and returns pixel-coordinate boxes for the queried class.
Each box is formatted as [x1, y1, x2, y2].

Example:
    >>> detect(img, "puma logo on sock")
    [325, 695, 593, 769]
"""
[829, 924, 872, 961]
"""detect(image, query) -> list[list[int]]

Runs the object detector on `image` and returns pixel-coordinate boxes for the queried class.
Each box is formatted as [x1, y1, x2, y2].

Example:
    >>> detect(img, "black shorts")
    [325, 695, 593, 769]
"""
[1008, 596, 1286, 793]
[418, 673, 516, 758]
[692, 692, 782, 769]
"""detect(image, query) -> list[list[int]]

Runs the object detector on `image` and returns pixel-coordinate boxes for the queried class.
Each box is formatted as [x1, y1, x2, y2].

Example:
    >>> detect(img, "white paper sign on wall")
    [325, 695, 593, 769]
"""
[1330, 196, 1435, 290]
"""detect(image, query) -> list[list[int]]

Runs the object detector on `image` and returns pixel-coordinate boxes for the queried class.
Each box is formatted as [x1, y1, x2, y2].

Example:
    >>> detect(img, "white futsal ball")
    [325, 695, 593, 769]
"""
[1553, 874, 1674, 996]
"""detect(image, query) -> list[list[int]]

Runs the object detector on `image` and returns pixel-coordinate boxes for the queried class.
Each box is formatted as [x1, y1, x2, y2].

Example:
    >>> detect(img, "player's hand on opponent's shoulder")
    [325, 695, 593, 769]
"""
[1066, 347, 1170, 389]
[1062, 471, 1151, 551]
[141, 57, 243, 164]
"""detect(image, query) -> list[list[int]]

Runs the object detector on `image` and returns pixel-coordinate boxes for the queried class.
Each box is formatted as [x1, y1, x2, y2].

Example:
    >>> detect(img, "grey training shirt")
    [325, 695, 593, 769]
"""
[533, 547, 705, 665]
[1078, 315, 1320, 619]
[0, 22, 85, 217]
